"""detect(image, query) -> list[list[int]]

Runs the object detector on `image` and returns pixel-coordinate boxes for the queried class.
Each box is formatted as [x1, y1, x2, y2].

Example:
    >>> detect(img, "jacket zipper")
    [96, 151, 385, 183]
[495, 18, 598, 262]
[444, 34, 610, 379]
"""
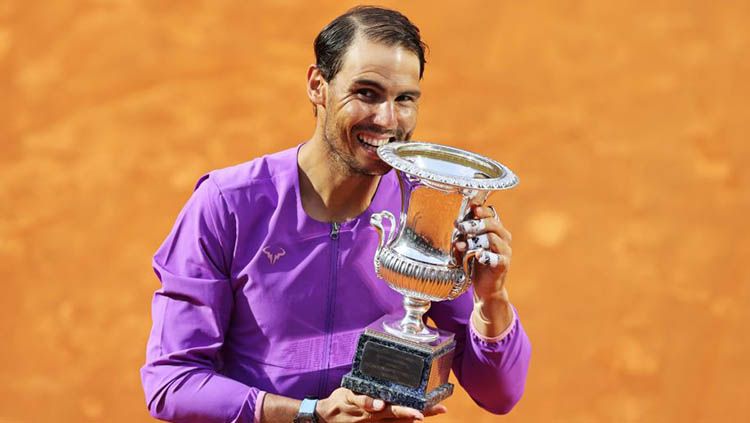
[318, 222, 340, 396]
[330, 222, 340, 240]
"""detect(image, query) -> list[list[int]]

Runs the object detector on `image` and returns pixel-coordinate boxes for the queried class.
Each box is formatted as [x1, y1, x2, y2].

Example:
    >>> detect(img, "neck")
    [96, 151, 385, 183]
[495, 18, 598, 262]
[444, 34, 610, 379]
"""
[298, 126, 381, 223]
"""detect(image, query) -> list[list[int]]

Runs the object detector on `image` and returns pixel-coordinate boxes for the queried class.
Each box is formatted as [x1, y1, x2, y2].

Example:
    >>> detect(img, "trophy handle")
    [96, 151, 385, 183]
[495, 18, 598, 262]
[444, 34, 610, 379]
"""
[370, 211, 397, 248]
[462, 249, 479, 281]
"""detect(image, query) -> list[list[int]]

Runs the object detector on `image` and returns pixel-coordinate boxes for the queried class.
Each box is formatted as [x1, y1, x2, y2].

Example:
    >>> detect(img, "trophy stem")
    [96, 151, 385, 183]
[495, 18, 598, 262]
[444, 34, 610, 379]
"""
[383, 296, 439, 343]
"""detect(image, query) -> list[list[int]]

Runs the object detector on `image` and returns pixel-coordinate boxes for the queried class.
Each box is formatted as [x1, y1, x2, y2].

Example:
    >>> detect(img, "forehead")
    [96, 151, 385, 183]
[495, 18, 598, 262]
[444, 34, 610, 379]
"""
[334, 35, 421, 89]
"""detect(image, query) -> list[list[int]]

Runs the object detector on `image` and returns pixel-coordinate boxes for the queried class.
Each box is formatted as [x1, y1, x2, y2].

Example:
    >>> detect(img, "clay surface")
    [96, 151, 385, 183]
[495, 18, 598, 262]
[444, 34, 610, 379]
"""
[1, 1, 748, 421]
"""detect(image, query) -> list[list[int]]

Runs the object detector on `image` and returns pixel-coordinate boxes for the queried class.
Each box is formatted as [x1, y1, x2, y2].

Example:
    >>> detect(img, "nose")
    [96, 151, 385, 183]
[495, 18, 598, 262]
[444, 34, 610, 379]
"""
[372, 101, 397, 129]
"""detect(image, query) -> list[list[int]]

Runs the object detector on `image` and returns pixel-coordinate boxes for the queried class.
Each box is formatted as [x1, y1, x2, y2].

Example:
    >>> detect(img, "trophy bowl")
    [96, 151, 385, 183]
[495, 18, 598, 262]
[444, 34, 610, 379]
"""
[371, 141, 519, 342]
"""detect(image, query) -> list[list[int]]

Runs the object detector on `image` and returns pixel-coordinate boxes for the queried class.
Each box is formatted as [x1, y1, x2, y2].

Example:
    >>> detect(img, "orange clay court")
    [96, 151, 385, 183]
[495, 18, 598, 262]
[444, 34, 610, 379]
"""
[0, 1, 748, 422]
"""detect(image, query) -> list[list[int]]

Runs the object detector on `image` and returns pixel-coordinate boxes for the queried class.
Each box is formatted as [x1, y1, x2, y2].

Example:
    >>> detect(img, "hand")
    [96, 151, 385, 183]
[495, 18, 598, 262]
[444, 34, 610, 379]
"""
[455, 204, 512, 298]
[317, 388, 447, 422]
[454, 203, 514, 335]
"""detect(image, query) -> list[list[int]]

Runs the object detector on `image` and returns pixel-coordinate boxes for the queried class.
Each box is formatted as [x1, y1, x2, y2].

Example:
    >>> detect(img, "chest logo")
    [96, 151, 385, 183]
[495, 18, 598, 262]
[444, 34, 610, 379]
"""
[262, 246, 286, 264]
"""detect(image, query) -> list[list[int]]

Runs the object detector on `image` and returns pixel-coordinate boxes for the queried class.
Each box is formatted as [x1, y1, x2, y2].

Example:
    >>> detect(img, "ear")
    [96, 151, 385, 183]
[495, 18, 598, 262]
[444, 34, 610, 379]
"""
[306, 65, 327, 110]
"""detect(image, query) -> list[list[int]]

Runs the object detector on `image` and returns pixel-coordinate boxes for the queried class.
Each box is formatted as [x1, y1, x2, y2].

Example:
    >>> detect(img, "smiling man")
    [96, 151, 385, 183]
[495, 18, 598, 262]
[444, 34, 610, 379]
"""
[141, 6, 530, 423]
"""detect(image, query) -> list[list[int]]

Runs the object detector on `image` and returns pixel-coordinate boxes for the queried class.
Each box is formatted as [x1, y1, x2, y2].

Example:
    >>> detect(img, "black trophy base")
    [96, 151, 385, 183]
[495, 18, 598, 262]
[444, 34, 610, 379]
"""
[341, 373, 453, 411]
[341, 321, 456, 411]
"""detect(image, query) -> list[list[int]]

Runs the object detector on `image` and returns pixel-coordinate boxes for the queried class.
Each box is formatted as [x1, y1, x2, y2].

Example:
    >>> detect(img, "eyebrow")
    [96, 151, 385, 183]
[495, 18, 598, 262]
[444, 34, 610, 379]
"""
[353, 78, 421, 99]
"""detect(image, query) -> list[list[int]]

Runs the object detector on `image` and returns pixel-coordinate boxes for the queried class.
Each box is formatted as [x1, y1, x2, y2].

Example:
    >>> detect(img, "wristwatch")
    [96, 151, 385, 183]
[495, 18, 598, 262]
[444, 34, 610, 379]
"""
[293, 397, 319, 423]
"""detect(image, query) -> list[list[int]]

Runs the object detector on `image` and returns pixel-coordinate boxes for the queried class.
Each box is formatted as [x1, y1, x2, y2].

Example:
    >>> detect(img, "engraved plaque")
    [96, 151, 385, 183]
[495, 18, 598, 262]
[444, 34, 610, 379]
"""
[360, 341, 424, 388]
[341, 320, 457, 410]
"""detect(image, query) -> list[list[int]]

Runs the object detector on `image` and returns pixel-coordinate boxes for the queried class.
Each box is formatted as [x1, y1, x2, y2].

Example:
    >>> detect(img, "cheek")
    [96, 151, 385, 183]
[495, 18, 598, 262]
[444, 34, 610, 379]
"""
[339, 102, 371, 126]
[398, 107, 418, 129]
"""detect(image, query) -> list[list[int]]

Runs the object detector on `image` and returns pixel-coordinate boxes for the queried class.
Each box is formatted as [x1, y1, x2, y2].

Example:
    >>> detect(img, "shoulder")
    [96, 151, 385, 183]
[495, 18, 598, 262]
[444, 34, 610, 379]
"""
[195, 145, 300, 197]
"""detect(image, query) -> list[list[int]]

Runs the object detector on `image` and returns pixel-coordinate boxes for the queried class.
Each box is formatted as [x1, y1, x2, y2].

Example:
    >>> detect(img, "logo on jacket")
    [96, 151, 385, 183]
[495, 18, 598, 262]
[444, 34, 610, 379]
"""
[262, 246, 286, 265]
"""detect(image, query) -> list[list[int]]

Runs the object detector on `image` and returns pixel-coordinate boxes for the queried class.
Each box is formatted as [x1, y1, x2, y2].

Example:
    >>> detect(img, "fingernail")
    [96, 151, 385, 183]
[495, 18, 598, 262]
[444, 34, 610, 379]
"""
[372, 399, 384, 410]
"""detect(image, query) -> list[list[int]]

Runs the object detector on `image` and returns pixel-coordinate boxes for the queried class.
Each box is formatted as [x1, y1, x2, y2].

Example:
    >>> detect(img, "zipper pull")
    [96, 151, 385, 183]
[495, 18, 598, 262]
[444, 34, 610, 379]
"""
[330, 222, 340, 240]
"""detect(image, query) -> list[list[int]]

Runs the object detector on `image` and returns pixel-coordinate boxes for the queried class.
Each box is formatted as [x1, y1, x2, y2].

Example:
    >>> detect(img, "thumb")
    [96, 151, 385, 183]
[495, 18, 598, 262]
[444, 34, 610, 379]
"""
[345, 391, 384, 412]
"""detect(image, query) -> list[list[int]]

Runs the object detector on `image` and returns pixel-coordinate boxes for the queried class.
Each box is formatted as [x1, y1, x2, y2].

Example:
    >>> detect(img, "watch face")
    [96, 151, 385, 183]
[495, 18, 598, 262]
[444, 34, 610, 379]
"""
[294, 398, 318, 423]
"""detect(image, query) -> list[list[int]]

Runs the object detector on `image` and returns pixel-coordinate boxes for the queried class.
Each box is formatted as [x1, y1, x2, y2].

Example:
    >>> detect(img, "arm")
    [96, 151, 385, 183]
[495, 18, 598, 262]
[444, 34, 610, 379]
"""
[259, 389, 431, 423]
[429, 289, 531, 415]
[141, 175, 431, 423]
[140, 174, 262, 422]
[257, 394, 301, 422]
[428, 205, 531, 415]
[462, 297, 531, 414]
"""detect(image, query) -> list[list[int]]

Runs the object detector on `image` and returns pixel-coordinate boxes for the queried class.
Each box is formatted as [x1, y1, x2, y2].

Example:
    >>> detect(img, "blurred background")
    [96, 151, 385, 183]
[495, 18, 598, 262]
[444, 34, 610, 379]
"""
[1, 0, 748, 421]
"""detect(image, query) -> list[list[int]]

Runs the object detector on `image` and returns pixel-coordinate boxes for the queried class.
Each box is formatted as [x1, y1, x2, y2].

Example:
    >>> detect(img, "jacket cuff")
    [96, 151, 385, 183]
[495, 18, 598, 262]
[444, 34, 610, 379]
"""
[253, 391, 266, 423]
[469, 304, 518, 345]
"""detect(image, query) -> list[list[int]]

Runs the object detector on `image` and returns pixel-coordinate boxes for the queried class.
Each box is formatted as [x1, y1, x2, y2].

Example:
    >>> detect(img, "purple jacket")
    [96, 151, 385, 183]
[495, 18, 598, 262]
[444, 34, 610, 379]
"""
[141, 145, 531, 422]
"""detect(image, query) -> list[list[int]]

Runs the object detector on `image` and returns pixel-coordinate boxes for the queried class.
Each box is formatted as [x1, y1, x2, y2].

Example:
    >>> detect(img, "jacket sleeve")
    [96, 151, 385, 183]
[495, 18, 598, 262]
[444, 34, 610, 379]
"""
[140, 174, 262, 422]
[428, 289, 531, 415]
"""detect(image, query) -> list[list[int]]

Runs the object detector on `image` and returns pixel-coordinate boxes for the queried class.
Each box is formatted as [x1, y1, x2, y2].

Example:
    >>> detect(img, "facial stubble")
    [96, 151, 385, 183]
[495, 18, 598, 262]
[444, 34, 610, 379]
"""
[321, 109, 393, 177]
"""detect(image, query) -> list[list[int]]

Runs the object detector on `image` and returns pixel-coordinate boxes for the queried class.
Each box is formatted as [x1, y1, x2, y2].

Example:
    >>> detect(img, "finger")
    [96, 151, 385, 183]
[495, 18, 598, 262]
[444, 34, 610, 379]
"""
[387, 405, 424, 420]
[457, 217, 512, 243]
[423, 404, 448, 416]
[369, 404, 424, 421]
[487, 205, 499, 221]
[367, 398, 386, 412]
[472, 205, 497, 220]
[486, 233, 512, 257]
[453, 240, 469, 255]
[457, 217, 498, 236]
[467, 234, 490, 250]
[485, 238, 512, 269]
[456, 218, 486, 235]
[474, 248, 503, 268]
[468, 195, 484, 208]
[345, 391, 382, 412]
[497, 226, 512, 244]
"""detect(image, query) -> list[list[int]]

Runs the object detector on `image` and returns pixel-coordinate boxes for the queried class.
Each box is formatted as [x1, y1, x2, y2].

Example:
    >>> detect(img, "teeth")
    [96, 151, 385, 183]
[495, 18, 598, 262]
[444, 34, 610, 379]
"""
[357, 134, 391, 147]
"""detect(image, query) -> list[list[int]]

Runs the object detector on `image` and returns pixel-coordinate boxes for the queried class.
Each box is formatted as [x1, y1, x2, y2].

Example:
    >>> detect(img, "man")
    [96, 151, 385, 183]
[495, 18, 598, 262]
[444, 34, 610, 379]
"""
[141, 6, 530, 422]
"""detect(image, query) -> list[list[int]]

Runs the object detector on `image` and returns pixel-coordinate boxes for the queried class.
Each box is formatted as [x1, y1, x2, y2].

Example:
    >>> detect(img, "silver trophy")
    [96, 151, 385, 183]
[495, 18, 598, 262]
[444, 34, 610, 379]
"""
[342, 141, 519, 410]
[372, 141, 519, 341]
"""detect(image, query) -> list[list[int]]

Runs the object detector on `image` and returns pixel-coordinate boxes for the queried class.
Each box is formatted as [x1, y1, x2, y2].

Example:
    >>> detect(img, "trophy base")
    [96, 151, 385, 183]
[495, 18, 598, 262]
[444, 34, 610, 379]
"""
[341, 317, 456, 411]
[341, 374, 453, 411]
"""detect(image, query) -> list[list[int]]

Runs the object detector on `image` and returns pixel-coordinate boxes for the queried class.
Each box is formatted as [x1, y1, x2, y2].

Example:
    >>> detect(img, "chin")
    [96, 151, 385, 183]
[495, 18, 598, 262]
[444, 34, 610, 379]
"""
[352, 160, 391, 177]
[366, 163, 393, 176]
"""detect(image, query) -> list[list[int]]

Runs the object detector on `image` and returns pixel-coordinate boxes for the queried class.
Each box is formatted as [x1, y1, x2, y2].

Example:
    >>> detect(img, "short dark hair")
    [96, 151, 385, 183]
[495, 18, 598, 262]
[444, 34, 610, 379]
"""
[314, 5, 428, 82]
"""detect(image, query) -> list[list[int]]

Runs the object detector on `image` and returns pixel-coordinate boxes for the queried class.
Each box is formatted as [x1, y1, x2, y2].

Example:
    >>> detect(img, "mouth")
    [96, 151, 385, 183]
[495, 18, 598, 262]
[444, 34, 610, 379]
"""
[356, 132, 396, 152]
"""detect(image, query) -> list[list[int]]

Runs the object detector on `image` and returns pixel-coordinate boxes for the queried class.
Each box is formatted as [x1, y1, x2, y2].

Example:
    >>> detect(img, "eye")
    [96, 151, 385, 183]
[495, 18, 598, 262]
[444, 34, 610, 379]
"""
[397, 94, 415, 103]
[356, 88, 376, 99]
